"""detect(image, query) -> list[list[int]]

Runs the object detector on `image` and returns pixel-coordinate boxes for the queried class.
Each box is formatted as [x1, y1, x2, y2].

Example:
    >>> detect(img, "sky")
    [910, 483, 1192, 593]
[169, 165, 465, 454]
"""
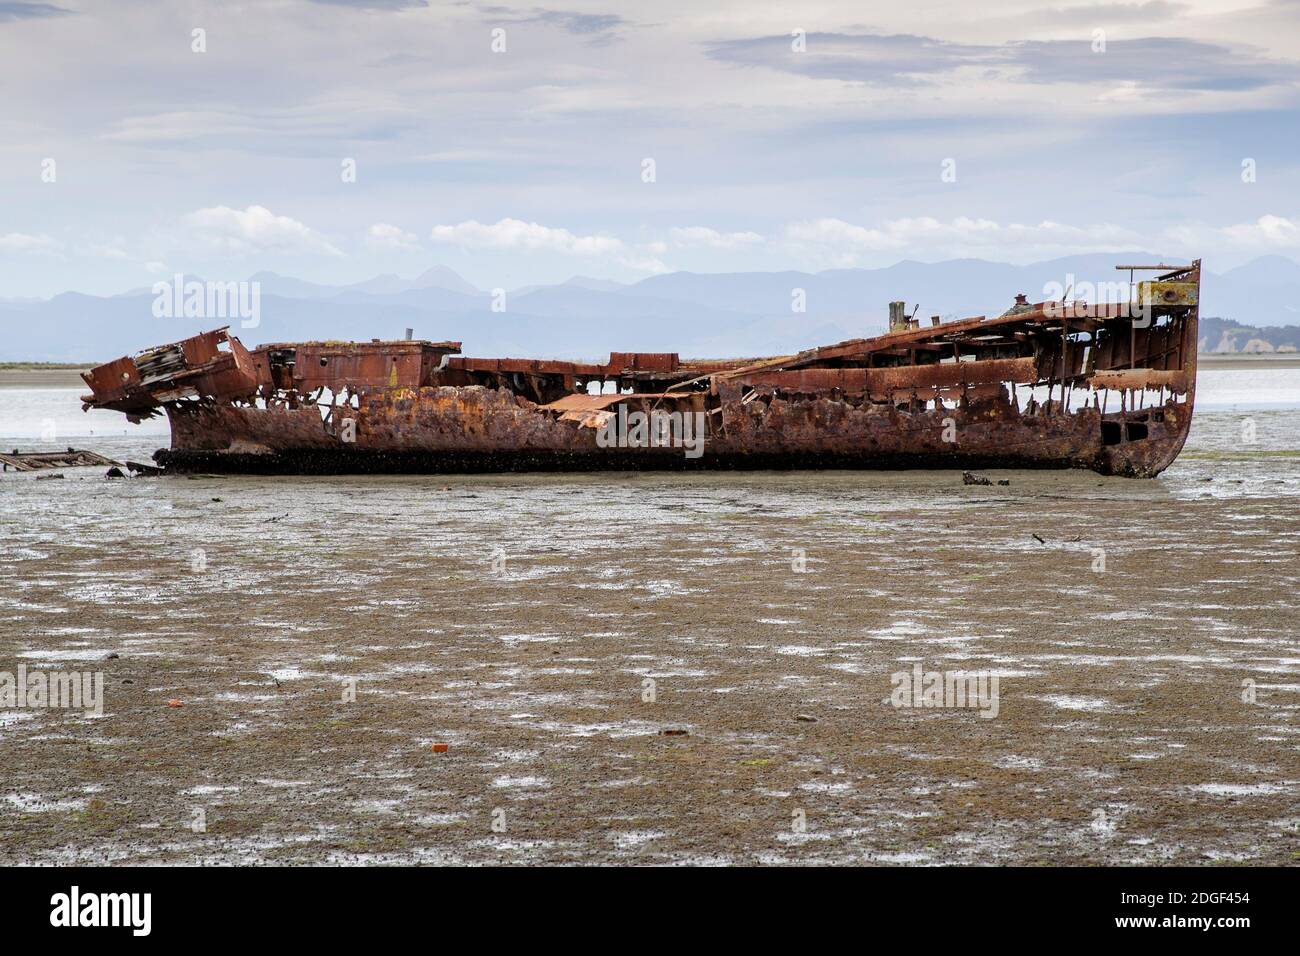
[1, 0, 1298, 298]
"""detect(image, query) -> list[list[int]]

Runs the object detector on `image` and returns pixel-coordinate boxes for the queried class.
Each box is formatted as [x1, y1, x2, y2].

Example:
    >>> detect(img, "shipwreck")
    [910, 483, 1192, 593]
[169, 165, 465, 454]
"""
[80, 261, 1201, 478]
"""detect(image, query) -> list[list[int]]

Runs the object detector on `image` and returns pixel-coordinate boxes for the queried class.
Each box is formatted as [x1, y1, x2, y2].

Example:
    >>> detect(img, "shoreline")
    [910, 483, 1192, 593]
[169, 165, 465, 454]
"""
[0, 368, 91, 388]
[1197, 353, 1300, 369]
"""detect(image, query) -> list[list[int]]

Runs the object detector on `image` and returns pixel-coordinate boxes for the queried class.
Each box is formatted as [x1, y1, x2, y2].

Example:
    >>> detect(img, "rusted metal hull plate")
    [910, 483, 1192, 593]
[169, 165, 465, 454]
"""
[158, 387, 1190, 478]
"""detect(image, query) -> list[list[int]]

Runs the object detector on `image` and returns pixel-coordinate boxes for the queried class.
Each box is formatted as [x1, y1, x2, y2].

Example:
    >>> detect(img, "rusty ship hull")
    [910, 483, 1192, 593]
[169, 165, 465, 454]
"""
[81, 262, 1202, 479]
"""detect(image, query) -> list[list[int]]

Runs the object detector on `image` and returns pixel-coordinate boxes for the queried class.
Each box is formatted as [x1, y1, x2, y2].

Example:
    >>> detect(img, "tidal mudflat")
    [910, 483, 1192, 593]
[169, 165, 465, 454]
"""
[0, 407, 1297, 864]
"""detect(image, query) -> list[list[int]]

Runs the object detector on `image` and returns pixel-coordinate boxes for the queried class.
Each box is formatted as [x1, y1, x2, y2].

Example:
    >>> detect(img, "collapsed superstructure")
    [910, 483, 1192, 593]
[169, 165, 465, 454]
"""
[81, 261, 1201, 478]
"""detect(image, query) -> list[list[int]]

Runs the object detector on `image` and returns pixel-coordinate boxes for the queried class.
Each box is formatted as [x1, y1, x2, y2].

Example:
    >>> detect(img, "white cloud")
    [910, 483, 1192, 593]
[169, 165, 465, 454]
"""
[784, 216, 1144, 261]
[786, 218, 900, 251]
[1164, 215, 1300, 254]
[428, 216, 669, 272]
[617, 254, 671, 274]
[0, 233, 62, 255]
[82, 241, 130, 260]
[184, 205, 343, 256]
[424, 219, 764, 273]
[668, 226, 763, 249]
[429, 218, 623, 257]
[365, 222, 420, 251]
[1220, 214, 1300, 249]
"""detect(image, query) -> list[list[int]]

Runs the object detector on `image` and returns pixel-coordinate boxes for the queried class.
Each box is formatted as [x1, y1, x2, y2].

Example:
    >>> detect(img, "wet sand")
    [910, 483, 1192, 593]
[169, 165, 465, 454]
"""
[0, 412, 1298, 865]
[1198, 354, 1300, 370]
[0, 369, 91, 388]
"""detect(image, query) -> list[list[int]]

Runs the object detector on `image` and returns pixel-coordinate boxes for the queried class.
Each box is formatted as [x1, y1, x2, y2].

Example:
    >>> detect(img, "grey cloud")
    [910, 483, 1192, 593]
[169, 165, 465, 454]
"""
[1013, 37, 1295, 92]
[706, 33, 999, 86]
[308, 0, 429, 10]
[527, 10, 625, 35]
[0, 1, 71, 21]
[484, 6, 629, 45]
[707, 30, 1295, 93]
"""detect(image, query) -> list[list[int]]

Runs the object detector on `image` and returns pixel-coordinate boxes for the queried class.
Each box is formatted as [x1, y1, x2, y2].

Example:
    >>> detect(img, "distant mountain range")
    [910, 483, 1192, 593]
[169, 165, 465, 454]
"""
[3, 254, 1299, 363]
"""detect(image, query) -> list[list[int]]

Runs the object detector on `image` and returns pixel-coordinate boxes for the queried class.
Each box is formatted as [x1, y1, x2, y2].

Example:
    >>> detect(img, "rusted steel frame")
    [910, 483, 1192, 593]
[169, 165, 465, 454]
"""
[289, 345, 424, 391]
[451, 357, 600, 376]
[246, 340, 461, 394]
[741, 356, 1038, 395]
[679, 303, 1136, 390]
[79, 327, 260, 418]
[1087, 368, 1191, 393]
[134, 328, 228, 380]
[81, 259, 1201, 481]
[607, 351, 679, 373]
[79, 356, 150, 410]
[81, 328, 234, 402]
[257, 339, 461, 351]
[172, 335, 260, 402]
[450, 353, 744, 388]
